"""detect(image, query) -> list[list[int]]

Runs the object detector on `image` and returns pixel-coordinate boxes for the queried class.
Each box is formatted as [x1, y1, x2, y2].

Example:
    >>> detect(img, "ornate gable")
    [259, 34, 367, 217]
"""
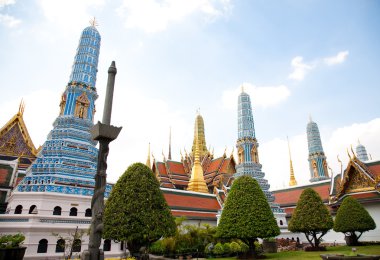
[0, 109, 37, 157]
[334, 157, 376, 201]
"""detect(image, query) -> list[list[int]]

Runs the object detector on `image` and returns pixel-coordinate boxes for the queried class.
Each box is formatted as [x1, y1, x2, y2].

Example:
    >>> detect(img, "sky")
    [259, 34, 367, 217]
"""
[0, 0, 379, 189]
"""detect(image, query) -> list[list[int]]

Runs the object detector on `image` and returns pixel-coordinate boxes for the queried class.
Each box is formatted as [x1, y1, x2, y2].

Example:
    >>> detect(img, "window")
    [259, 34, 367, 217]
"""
[279, 220, 283, 226]
[69, 207, 77, 216]
[103, 239, 111, 251]
[55, 239, 65, 253]
[85, 208, 92, 217]
[29, 205, 37, 214]
[14, 205, 22, 214]
[37, 239, 48, 253]
[72, 239, 81, 252]
[53, 206, 62, 216]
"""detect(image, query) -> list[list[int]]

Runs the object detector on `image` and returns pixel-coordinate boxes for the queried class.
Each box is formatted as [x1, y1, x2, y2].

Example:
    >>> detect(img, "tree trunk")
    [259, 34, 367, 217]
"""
[313, 232, 319, 248]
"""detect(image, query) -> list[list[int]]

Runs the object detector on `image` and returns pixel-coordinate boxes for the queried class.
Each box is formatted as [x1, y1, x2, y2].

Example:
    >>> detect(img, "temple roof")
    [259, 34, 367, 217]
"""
[161, 188, 221, 220]
[0, 108, 37, 158]
[272, 179, 331, 206]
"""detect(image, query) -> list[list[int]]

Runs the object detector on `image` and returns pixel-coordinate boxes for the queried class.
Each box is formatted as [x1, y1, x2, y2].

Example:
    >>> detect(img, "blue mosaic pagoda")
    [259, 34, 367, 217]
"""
[356, 140, 369, 162]
[235, 88, 283, 214]
[307, 117, 329, 182]
[17, 24, 111, 197]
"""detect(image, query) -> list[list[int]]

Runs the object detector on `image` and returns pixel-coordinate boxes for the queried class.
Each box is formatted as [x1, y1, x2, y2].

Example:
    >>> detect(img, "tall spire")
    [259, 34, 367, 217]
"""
[356, 139, 369, 162]
[168, 127, 172, 160]
[307, 118, 329, 182]
[191, 111, 208, 157]
[187, 130, 208, 193]
[287, 136, 297, 186]
[16, 24, 109, 198]
[146, 143, 151, 167]
[235, 91, 276, 204]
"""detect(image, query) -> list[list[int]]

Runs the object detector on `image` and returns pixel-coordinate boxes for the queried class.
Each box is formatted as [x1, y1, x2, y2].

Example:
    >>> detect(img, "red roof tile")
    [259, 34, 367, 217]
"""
[167, 161, 186, 175]
[219, 158, 231, 173]
[368, 163, 380, 178]
[157, 162, 168, 176]
[163, 191, 221, 211]
[205, 158, 223, 173]
[273, 182, 330, 205]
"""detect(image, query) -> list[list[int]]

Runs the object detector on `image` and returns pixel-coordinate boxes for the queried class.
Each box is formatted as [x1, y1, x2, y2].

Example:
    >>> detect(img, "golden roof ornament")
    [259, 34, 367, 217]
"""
[287, 136, 297, 186]
[89, 17, 98, 27]
[187, 131, 208, 193]
[146, 142, 151, 168]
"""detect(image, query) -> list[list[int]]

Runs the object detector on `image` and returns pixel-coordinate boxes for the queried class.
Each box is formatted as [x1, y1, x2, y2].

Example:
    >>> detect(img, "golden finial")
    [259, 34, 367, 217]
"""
[287, 136, 297, 186]
[89, 17, 98, 27]
[230, 147, 234, 157]
[350, 145, 356, 158]
[187, 128, 208, 193]
[337, 155, 343, 175]
[347, 148, 352, 160]
[18, 99, 25, 116]
[146, 143, 151, 168]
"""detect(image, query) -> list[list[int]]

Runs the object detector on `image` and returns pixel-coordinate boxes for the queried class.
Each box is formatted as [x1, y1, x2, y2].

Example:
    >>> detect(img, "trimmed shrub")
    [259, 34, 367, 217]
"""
[288, 188, 333, 249]
[230, 241, 241, 255]
[334, 196, 376, 246]
[213, 242, 224, 256]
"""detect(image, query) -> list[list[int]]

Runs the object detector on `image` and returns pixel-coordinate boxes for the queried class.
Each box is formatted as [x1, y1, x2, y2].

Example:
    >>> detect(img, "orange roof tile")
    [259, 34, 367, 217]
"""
[367, 162, 380, 178]
[273, 181, 330, 205]
[205, 157, 224, 173]
[163, 190, 221, 211]
[167, 161, 187, 175]
[219, 158, 231, 173]
[157, 162, 168, 176]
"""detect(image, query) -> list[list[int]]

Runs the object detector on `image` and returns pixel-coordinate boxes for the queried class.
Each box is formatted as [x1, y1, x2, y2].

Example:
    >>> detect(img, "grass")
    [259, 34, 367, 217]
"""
[208, 245, 380, 260]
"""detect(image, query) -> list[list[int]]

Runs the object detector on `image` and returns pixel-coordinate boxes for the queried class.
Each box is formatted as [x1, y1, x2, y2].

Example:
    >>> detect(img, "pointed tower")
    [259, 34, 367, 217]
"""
[191, 111, 208, 157]
[187, 132, 208, 193]
[17, 24, 108, 197]
[307, 117, 329, 182]
[356, 140, 369, 162]
[146, 143, 151, 167]
[168, 127, 172, 160]
[287, 137, 297, 186]
[235, 89, 276, 204]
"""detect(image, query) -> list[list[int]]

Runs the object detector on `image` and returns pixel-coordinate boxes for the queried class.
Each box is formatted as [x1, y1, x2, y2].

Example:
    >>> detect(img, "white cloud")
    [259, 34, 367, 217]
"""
[116, 0, 232, 33]
[222, 82, 290, 109]
[0, 0, 15, 8]
[0, 13, 21, 27]
[263, 118, 380, 190]
[324, 50, 349, 66]
[289, 51, 349, 81]
[288, 56, 314, 81]
[37, 0, 105, 33]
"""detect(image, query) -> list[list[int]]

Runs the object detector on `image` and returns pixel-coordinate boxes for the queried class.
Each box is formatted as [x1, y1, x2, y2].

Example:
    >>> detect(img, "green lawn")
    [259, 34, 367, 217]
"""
[209, 245, 380, 260]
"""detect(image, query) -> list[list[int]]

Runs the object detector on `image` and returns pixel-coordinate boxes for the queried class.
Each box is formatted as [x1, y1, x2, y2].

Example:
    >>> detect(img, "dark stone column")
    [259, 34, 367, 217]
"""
[83, 61, 122, 260]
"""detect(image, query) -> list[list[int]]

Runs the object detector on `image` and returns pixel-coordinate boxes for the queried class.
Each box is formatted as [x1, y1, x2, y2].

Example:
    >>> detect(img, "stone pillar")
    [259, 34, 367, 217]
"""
[82, 61, 122, 260]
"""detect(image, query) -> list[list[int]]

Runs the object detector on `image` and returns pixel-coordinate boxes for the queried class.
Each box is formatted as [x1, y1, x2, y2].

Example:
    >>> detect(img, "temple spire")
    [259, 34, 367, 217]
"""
[168, 127, 172, 160]
[287, 136, 297, 186]
[191, 111, 208, 157]
[146, 143, 151, 167]
[356, 139, 369, 162]
[307, 117, 329, 182]
[187, 130, 208, 193]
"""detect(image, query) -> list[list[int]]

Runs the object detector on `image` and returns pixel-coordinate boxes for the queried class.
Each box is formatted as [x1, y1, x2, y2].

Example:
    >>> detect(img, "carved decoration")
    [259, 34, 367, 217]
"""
[251, 144, 259, 163]
[238, 146, 244, 164]
[59, 94, 66, 115]
[312, 160, 318, 177]
[74, 92, 90, 119]
[346, 170, 375, 193]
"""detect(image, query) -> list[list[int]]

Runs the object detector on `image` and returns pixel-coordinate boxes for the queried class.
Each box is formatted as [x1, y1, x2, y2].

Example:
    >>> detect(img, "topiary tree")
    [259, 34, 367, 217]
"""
[334, 196, 376, 246]
[103, 163, 176, 257]
[288, 188, 333, 249]
[216, 175, 280, 257]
